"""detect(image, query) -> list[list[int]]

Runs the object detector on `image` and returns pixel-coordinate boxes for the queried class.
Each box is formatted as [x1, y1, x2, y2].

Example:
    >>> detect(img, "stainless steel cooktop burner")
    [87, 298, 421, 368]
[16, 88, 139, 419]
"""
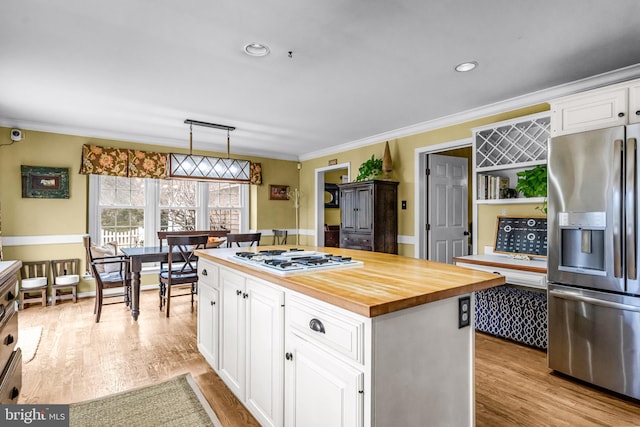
[231, 249, 363, 275]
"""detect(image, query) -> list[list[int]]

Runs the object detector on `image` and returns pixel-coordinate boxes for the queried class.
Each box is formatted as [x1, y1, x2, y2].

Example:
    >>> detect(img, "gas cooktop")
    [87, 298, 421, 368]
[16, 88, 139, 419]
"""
[230, 249, 363, 275]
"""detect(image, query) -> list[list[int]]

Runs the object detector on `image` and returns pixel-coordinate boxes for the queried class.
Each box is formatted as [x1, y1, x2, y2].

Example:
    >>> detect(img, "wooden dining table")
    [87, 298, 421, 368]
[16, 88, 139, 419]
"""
[120, 246, 173, 321]
[121, 240, 224, 320]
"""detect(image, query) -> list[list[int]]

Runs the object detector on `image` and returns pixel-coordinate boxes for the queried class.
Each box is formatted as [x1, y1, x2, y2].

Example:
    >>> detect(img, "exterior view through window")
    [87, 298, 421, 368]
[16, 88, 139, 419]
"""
[94, 176, 246, 248]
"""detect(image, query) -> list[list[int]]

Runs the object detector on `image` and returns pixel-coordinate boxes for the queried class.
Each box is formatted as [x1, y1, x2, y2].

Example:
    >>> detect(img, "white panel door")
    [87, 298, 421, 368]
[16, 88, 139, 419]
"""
[245, 279, 285, 427]
[428, 154, 469, 264]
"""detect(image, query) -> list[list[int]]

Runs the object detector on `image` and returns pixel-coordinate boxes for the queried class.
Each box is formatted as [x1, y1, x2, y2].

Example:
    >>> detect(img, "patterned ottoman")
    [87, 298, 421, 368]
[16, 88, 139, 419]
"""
[475, 285, 547, 349]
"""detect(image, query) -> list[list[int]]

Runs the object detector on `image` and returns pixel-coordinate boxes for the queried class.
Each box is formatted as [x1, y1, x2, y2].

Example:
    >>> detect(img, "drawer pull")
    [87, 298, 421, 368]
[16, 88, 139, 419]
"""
[4, 334, 14, 346]
[10, 387, 19, 400]
[6, 291, 14, 302]
[619, 112, 625, 118]
[309, 318, 326, 334]
[202, 269, 208, 276]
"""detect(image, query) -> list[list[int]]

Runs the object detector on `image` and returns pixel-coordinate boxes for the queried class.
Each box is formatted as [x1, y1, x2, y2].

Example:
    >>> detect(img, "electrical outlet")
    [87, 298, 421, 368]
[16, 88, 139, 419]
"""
[458, 295, 471, 328]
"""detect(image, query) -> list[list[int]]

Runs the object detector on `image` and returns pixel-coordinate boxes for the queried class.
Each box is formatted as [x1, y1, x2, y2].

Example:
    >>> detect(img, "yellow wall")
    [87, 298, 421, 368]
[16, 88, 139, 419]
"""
[298, 103, 550, 257]
[1, 101, 551, 288]
[0, 127, 299, 292]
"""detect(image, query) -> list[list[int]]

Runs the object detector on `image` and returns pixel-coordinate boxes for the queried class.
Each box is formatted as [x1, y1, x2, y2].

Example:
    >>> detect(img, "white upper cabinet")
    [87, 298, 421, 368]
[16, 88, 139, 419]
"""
[551, 78, 640, 136]
[628, 80, 640, 124]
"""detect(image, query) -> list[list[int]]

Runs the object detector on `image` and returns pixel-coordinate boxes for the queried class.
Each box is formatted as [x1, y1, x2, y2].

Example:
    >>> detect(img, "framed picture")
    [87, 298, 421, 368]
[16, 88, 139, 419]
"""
[21, 165, 70, 199]
[270, 184, 290, 200]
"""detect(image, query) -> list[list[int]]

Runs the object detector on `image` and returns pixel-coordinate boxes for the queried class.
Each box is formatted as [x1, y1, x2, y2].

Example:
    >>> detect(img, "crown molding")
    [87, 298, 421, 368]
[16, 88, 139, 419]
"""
[299, 63, 640, 161]
[4, 64, 640, 163]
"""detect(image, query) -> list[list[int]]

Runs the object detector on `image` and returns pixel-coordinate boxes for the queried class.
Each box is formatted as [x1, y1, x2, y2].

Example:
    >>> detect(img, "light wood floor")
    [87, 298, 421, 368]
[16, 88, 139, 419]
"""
[18, 291, 640, 426]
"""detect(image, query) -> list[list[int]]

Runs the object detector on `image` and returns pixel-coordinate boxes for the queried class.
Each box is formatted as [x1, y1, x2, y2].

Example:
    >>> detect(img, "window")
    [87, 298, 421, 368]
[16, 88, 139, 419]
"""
[89, 175, 248, 249]
[159, 179, 197, 232]
[95, 176, 145, 248]
[208, 182, 243, 232]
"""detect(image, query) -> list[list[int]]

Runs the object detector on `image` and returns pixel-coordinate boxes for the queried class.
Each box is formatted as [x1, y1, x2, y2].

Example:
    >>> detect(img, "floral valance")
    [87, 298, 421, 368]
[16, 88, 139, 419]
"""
[80, 144, 167, 179]
[80, 144, 263, 184]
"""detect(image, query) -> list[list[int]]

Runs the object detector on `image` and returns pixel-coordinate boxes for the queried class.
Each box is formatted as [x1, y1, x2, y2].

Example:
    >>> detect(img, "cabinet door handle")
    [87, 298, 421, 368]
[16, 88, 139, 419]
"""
[619, 112, 625, 118]
[202, 269, 208, 276]
[309, 318, 326, 334]
[636, 110, 640, 116]
[4, 334, 14, 346]
[243, 292, 249, 299]
[236, 290, 242, 296]
[10, 387, 19, 400]
[285, 352, 293, 361]
[210, 301, 216, 306]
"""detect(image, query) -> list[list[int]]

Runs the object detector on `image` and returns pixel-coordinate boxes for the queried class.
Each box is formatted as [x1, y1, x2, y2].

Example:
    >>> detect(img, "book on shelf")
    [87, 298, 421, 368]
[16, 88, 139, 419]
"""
[477, 174, 509, 200]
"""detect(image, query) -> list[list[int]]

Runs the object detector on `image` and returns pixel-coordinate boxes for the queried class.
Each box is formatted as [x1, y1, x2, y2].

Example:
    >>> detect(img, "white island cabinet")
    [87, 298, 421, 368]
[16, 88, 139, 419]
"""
[196, 246, 504, 427]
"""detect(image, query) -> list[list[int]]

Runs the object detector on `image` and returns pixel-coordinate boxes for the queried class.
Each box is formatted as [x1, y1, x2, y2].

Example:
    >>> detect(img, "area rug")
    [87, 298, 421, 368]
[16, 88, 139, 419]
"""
[69, 374, 223, 427]
[17, 325, 42, 363]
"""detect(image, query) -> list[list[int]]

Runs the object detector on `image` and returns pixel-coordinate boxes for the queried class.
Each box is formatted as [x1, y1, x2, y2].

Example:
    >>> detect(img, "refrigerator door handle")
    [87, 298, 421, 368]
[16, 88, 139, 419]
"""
[613, 139, 624, 278]
[626, 137, 637, 280]
[549, 289, 640, 313]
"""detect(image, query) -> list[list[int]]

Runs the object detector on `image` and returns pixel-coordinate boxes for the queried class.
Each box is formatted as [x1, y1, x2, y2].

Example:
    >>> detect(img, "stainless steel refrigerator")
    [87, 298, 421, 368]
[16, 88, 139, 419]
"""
[547, 124, 640, 400]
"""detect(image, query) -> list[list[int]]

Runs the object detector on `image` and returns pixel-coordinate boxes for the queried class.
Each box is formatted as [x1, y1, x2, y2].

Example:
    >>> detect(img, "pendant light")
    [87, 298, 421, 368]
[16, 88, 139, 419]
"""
[168, 119, 251, 182]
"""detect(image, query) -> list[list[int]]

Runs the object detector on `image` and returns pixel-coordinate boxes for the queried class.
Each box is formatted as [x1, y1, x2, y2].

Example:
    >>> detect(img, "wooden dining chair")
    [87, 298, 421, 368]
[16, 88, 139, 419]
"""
[272, 229, 288, 245]
[83, 235, 132, 322]
[158, 229, 229, 251]
[158, 234, 208, 317]
[226, 232, 262, 248]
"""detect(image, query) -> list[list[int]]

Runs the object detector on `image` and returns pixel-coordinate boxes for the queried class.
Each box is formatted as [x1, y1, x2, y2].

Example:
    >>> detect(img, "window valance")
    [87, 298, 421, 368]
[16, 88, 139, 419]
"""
[80, 144, 263, 184]
[79, 144, 166, 179]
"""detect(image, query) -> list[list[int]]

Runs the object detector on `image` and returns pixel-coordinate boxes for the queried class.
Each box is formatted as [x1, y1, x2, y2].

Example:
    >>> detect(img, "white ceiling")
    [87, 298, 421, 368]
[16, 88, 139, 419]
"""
[2, 1, 640, 161]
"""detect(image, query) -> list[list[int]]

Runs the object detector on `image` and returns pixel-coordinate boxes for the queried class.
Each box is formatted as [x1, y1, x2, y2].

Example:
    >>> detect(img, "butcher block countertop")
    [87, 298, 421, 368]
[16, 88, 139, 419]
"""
[196, 246, 505, 318]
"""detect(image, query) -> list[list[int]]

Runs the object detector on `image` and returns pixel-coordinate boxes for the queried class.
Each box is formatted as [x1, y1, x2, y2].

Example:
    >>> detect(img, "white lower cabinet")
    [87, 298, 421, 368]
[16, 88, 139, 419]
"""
[198, 258, 476, 427]
[284, 332, 364, 427]
[218, 267, 284, 427]
[198, 283, 219, 370]
[197, 262, 219, 370]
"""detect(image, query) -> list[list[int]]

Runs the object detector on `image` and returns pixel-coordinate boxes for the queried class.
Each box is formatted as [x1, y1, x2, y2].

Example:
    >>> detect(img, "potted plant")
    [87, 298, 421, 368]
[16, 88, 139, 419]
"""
[515, 165, 547, 214]
[356, 155, 383, 181]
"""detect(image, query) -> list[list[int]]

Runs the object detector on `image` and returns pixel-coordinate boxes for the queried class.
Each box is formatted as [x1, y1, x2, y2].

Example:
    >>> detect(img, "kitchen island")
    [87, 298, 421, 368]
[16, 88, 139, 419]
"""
[195, 246, 504, 427]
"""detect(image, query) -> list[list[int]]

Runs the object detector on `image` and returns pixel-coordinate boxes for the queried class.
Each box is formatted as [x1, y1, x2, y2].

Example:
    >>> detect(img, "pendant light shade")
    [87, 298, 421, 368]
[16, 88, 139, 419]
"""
[168, 119, 251, 182]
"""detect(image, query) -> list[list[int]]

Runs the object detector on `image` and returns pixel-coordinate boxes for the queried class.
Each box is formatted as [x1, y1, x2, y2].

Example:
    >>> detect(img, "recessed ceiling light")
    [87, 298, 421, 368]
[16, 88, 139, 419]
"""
[244, 43, 270, 57]
[455, 61, 478, 72]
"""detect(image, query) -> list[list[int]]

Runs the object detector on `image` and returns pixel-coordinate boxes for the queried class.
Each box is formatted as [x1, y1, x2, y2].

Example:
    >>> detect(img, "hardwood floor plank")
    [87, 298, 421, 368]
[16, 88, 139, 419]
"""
[17, 292, 640, 426]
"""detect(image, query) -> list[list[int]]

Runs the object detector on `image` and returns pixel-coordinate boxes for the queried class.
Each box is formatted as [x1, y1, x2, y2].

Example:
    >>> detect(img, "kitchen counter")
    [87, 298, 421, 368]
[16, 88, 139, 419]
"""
[196, 245, 504, 317]
[453, 254, 547, 274]
[0, 261, 21, 284]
